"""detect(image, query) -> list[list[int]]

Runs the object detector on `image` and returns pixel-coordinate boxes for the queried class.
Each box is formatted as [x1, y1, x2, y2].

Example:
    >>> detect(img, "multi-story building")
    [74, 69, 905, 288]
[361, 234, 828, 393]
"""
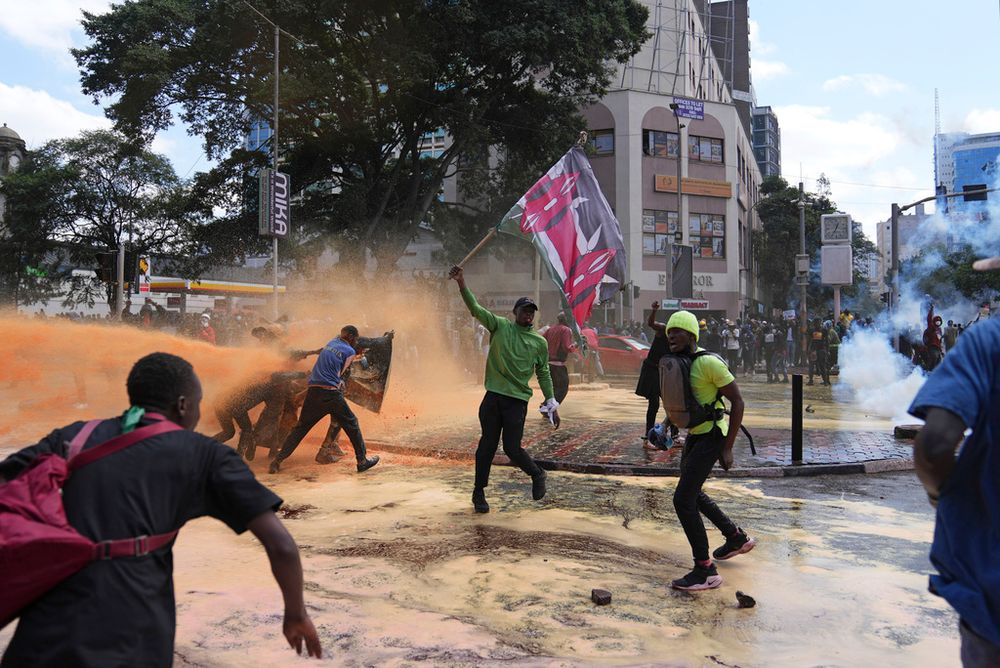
[934, 131, 1000, 216]
[751, 106, 780, 177]
[0, 123, 26, 224]
[461, 0, 764, 324]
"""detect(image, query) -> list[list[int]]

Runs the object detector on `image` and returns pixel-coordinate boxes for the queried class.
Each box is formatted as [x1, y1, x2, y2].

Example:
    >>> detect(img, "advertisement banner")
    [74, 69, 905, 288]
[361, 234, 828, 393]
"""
[258, 169, 291, 238]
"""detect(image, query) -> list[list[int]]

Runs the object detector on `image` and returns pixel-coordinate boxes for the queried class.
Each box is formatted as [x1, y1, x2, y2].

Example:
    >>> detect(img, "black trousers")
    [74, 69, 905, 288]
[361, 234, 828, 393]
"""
[645, 396, 661, 434]
[764, 345, 775, 379]
[809, 350, 829, 383]
[213, 407, 255, 455]
[549, 364, 569, 404]
[672, 426, 737, 562]
[961, 619, 1000, 667]
[276, 387, 367, 463]
[474, 391, 542, 489]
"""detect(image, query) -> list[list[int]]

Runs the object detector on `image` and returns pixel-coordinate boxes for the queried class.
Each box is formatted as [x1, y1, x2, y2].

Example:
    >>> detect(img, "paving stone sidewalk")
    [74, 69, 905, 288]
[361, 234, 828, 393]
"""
[371, 418, 914, 477]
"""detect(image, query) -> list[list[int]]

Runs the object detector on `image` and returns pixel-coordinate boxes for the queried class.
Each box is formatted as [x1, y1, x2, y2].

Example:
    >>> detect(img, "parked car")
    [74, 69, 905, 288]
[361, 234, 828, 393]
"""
[596, 335, 650, 375]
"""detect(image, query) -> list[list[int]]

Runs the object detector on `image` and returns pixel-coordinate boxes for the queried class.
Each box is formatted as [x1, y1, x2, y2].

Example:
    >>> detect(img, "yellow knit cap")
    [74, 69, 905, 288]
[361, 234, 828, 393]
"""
[666, 310, 700, 342]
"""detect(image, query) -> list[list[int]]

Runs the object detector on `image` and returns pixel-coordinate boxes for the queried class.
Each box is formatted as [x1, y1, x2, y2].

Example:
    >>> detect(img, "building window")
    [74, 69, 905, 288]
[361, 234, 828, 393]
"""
[642, 130, 680, 158]
[642, 210, 724, 258]
[418, 128, 447, 159]
[689, 213, 726, 258]
[641, 209, 682, 256]
[643, 131, 723, 163]
[689, 134, 724, 163]
[589, 129, 614, 155]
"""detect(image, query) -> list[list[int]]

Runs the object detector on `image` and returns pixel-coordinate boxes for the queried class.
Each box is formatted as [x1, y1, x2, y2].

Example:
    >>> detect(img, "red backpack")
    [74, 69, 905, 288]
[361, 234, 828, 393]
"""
[0, 414, 182, 628]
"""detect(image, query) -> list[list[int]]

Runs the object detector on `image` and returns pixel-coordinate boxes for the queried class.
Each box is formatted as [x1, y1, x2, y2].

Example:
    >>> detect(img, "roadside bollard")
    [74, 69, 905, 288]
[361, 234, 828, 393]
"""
[792, 374, 803, 463]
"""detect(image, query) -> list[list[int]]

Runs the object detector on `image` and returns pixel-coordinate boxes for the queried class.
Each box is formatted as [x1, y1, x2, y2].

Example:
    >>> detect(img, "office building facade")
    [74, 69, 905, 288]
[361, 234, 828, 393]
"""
[751, 106, 780, 178]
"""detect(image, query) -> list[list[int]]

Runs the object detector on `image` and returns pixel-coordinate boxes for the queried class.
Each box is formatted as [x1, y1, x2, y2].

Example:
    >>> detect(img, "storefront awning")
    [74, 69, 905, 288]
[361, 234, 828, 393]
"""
[149, 277, 286, 296]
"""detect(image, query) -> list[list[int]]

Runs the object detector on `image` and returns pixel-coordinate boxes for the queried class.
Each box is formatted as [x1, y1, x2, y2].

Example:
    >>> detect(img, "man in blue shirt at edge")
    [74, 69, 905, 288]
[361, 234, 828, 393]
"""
[269, 325, 381, 474]
[909, 255, 1000, 667]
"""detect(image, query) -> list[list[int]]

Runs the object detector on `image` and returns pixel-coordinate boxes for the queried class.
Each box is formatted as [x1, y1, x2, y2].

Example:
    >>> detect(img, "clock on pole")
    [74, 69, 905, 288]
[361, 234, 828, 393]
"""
[821, 213, 852, 244]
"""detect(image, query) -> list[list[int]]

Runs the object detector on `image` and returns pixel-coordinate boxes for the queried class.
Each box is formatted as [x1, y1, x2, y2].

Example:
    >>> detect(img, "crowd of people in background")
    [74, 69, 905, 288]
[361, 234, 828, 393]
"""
[33, 297, 281, 347]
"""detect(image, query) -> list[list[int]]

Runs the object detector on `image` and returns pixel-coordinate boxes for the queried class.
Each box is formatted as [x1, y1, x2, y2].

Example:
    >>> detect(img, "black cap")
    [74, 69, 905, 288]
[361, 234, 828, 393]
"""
[513, 297, 538, 312]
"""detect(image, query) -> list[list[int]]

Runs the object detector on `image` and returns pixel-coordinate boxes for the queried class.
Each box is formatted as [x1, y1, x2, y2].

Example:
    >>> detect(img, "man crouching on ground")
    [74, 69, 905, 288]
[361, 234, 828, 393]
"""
[448, 265, 559, 514]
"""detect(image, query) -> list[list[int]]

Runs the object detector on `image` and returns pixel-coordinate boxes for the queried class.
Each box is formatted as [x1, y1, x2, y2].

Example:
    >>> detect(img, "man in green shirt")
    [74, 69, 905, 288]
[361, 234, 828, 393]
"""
[664, 311, 756, 591]
[449, 265, 559, 514]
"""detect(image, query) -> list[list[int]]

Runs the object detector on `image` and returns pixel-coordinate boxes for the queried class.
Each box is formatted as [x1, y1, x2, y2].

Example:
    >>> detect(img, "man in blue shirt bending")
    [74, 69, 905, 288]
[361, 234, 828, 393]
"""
[909, 277, 1000, 666]
[269, 325, 380, 474]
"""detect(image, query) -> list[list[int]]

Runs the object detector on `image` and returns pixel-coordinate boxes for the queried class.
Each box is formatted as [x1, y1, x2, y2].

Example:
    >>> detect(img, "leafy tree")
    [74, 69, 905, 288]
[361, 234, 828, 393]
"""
[0, 130, 194, 307]
[904, 243, 1000, 305]
[753, 175, 878, 313]
[73, 0, 650, 278]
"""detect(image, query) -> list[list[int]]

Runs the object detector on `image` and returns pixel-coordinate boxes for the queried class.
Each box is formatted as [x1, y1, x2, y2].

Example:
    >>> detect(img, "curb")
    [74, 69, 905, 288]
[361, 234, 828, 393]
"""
[368, 441, 914, 478]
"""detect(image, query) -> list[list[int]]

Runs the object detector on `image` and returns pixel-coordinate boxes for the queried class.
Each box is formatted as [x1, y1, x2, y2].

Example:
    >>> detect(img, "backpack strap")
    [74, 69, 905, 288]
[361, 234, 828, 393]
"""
[68, 420, 182, 473]
[66, 419, 103, 460]
[66, 414, 184, 560]
[93, 531, 179, 560]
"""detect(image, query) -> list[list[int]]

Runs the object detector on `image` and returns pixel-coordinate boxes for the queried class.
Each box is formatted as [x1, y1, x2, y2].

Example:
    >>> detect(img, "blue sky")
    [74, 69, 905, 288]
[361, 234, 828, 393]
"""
[748, 0, 1000, 234]
[2, 0, 999, 239]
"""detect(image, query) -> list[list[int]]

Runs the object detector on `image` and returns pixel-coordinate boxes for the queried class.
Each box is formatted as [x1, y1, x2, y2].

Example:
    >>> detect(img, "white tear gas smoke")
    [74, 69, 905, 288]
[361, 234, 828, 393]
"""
[890, 166, 1000, 331]
[838, 328, 925, 423]
[837, 165, 1000, 423]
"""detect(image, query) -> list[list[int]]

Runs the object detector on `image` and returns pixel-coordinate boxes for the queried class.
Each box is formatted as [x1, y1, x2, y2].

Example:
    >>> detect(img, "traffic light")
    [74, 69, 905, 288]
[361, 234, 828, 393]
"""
[95, 252, 117, 283]
[94, 250, 139, 290]
[880, 292, 892, 307]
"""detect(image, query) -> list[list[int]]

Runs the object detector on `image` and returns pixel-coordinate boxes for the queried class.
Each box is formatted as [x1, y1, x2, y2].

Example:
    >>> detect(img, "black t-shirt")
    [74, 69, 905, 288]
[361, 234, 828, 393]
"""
[0, 417, 282, 668]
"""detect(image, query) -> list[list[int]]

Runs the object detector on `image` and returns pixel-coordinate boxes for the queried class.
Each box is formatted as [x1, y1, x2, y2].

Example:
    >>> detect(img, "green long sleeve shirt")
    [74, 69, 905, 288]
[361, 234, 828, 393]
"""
[461, 287, 554, 402]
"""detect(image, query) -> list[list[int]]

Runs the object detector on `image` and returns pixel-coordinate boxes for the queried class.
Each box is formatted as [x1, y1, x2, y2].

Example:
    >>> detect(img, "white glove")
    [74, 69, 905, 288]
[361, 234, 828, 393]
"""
[539, 398, 560, 414]
[539, 398, 560, 426]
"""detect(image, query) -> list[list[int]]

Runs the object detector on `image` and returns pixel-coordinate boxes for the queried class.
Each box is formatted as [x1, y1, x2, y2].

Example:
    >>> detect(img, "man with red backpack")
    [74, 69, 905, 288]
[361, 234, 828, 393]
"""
[0, 352, 322, 666]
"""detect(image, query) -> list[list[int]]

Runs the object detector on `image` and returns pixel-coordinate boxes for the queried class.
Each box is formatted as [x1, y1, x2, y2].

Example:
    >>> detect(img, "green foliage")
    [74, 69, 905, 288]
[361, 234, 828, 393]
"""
[904, 243, 1000, 304]
[73, 0, 650, 277]
[753, 175, 879, 312]
[0, 130, 193, 306]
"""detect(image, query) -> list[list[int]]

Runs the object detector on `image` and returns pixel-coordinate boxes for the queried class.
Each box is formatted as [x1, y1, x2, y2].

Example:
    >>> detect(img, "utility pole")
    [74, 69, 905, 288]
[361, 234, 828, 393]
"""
[667, 103, 686, 305]
[115, 241, 124, 320]
[271, 23, 280, 319]
[890, 202, 900, 350]
[797, 182, 808, 365]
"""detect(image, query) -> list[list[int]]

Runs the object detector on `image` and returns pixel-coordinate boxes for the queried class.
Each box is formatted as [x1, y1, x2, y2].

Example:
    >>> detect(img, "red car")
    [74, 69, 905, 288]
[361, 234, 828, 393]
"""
[596, 335, 651, 375]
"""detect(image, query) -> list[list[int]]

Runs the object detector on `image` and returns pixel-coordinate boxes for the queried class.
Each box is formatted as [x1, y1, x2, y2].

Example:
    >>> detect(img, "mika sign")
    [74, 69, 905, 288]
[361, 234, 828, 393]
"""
[258, 168, 291, 238]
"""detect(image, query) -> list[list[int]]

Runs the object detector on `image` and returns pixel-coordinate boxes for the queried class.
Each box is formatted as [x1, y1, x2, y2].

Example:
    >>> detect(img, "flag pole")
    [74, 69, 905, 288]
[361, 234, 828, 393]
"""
[456, 227, 497, 268]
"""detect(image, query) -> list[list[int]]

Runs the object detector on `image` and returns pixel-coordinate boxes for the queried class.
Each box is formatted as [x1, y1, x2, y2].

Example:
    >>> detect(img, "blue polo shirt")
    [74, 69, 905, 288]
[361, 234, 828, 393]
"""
[908, 318, 1000, 646]
[308, 337, 357, 388]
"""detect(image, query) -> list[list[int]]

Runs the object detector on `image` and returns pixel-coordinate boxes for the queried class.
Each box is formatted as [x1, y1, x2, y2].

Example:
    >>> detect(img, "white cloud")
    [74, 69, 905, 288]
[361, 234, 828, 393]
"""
[749, 19, 788, 81]
[775, 105, 913, 231]
[0, 82, 109, 148]
[748, 20, 776, 56]
[753, 60, 790, 81]
[963, 108, 1000, 134]
[822, 74, 907, 96]
[776, 105, 904, 172]
[0, 0, 111, 52]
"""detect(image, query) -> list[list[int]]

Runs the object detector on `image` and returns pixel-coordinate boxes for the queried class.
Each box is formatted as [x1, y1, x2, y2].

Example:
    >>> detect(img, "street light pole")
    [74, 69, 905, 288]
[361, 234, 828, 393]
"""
[667, 103, 686, 304]
[271, 24, 280, 319]
[798, 182, 808, 365]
